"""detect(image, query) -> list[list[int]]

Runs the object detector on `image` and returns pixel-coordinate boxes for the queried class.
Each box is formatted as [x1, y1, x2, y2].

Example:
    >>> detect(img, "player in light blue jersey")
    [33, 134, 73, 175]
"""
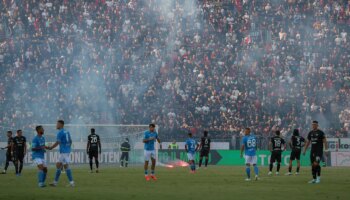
[32, 126, 49, 187]
[48, 120, 74, 187]
[143, 123, 162, 181]
[240, 127, 259, 181]
[185, 132, 198, 173]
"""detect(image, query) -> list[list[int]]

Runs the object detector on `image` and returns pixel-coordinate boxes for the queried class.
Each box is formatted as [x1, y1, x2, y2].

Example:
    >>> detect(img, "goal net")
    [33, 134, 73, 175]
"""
[25, 124, 154, 167]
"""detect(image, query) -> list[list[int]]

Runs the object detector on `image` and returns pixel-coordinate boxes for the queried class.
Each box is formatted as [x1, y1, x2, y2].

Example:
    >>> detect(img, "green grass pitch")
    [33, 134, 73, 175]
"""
[1, 166, 349, 200]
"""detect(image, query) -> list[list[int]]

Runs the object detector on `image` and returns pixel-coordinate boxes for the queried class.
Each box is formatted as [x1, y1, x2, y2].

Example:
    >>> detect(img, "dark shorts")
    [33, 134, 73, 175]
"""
[200, 149, 210, 157]
[270, 151, 282, 163]
[6, 153, 13, 162]
[89, 150, 99, 159]
[290, 150, 301, 161]
[13, 152, 25, 161]
[310, 151, 323, 164]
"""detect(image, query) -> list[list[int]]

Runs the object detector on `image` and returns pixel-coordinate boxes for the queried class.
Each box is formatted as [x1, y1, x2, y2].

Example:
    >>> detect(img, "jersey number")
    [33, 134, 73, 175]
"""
[247, 139, 256, 148]
[205, 139, 208, 145]
[274, 139, 281, 147]
[91, 137, 98, 143]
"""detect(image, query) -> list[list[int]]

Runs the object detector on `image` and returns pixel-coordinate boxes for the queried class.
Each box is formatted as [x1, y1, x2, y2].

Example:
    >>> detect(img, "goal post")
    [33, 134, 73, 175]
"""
[35, 124, 157, 167]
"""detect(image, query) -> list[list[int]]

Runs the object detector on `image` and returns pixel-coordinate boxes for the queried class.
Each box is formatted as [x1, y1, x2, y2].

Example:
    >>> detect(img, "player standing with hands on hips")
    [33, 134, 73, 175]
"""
[143, 124, 162, 181]
[303, 121, 328, 184]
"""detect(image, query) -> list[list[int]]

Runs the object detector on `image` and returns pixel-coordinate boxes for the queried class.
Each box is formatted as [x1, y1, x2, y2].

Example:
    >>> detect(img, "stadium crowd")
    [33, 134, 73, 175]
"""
[0, 0, 349, 141]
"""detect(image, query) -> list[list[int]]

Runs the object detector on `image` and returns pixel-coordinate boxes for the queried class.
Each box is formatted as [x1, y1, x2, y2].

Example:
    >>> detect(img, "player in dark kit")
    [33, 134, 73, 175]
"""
[286, 129, 305, 176]
[268, 130, 286, 176]
[1, 131, 15, 174]
[87, 128, 101, 173]
[120, 138, 131, 167]
[199, 131, 211, 168]
[12, 130, 27, 176]
[303, 121, 328, 184]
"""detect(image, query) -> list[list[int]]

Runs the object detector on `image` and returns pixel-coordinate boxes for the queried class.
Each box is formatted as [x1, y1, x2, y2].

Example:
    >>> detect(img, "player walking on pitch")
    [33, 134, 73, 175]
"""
[303, 121, 328, 184]
[268, 130, 286, 176]
[240, 128, 259, 181]
[87, 128, 101, 173]
[143, 124, 162, 181]
[185, 132, 198, 173]
[48, 120, 75, 187]
[1, 131, 15, 174]
[12, 130, 27, 176]
[32, 126, 49, 187]
[286, 129, 305, 175]
[198, 131, 211, 168]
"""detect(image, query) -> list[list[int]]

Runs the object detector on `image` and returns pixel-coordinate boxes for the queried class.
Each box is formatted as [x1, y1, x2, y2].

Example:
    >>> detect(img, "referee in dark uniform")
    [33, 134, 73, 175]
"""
[303, 121, 328, 184]
[120, 138, 131, 167]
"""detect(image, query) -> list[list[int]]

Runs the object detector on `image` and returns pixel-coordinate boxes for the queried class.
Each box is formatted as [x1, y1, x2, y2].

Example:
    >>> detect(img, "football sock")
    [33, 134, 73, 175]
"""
[205, 158, 209, 167]
[296, 167, 300, 173]
[66, 168, 73, 182]
[54, 168, 61, 182]
[254, 165, 259, 176]
[312, 166, 316, 179]
[288, 166, 292, 173]
[144, 170, 148, 175]
[95, 158, 99, 169]
[269, 163, 273, 172]
[19, 161, 23, 173]
[43, 171, 47, 182]
[316, 165, 321, 176]
[89, 159, 93, 170]
[15, 161, 19, 174]
[277, 163, 281, 172]
[38, 170, 44, 183]
[246, 167, 251, 178]
[199, 158, 203, 167]
[151, 170, 155, 175]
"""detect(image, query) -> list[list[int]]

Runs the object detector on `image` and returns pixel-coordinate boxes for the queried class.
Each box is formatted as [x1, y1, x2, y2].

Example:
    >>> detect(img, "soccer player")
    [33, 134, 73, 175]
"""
[87, 128, 101, 173]
[268, 130, 286, 176]
[48, 120, 75, 187]
[185, 132, 198, 173]
[143, 123, 162, 181]
[1, 131, 15, 174]
[12, 130, 27, 176]
[32, 126, 48, 187]
[286, 129, 305, 175]
[120, 138, 131, 167]
[303, 121, 328, 184]
[240, 128, 259, 181]
[198, 131, 211, 168]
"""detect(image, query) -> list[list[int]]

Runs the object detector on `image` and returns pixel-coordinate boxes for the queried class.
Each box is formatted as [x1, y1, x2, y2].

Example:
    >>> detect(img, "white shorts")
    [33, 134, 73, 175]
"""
[34, 158, 47, 167]
[58, 153, 71, 164]
[144, 150, 156, 162]
[245, 155, 257, 165]
[187, 153, 195, 161]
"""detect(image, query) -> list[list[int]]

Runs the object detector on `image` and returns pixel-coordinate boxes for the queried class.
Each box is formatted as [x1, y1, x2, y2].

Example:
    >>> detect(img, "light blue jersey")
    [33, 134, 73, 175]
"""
[144, 130, 158, 151]
[243, 135, 257, 156]
[185, 138, 197, 154]
[32, 135, 46, 159]
[56, 128, 72, 153]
